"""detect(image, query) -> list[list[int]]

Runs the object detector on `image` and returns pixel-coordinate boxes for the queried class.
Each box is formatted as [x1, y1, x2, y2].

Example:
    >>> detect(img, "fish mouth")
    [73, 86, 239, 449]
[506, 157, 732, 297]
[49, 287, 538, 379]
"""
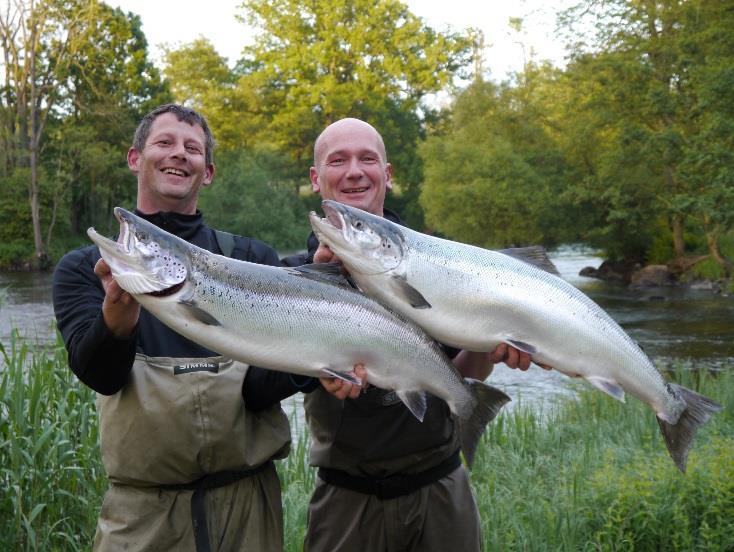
[321, 201, 345, 231]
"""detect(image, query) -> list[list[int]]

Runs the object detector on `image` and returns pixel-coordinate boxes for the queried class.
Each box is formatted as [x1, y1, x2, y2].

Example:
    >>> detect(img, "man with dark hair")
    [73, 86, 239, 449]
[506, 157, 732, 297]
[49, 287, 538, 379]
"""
[53, 104, 312, 551]
[282, 117, 535, 552]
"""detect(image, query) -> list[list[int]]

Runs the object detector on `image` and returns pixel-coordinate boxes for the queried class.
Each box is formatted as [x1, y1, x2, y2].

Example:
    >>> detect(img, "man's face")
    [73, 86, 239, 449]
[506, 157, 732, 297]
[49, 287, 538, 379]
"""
[310, 120, 392, 216]
[128, 112, 214, 214]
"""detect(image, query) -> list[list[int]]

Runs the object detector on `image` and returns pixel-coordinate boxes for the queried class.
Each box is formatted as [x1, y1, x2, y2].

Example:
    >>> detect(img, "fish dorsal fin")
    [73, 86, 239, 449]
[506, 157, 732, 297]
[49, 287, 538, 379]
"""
[586, 376, 626, 402]
[396, 390, 427, 422]
[389, 274, 432, 309]
[287, 263, 353, 288]
[499, 246, 560, 276]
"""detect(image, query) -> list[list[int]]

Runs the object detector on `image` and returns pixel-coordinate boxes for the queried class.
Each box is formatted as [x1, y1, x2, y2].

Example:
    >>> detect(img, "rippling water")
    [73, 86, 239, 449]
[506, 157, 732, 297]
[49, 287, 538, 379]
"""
[1, 246, 732, 416]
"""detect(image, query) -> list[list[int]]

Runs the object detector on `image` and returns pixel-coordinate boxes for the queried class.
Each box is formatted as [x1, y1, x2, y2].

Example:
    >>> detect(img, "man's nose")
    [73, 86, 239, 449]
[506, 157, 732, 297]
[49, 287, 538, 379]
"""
[345, 157, 363, 177]
[170, 140, 187, 159]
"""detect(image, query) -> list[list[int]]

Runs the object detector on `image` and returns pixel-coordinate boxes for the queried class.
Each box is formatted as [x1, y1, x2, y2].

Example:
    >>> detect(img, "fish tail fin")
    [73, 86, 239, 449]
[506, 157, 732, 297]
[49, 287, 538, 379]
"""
[657, 384, 722, 473]
[457, 379, 511, 469]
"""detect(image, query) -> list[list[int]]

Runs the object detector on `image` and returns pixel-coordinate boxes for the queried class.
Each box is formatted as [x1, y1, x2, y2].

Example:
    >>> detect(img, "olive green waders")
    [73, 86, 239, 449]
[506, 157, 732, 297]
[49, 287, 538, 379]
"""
[93, 355, 290, 552]
[303, 387, 482, 552]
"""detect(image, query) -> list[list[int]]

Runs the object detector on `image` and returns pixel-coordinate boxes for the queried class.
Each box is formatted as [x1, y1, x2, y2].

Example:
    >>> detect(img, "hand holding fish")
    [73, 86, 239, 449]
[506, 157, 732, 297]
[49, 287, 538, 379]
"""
[320, 364, 368, 399]
[489, 343, 553, 371]
[94, 258, 140, 338]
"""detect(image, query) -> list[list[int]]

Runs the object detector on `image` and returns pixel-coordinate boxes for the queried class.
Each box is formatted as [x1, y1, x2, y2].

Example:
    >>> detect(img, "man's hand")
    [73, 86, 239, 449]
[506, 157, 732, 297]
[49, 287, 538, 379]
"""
[313, 243, 338, 264]
[490, 343, 552, 371]
[320, 364, 367, 400]
[94, 259, 140, 338]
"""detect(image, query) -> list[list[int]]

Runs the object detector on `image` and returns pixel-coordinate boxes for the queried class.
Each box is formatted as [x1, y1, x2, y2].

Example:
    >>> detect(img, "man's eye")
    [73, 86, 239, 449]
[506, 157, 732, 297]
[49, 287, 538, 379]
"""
[186, 145, 202, 154]
[327, 159, 345, 166]
[362, 156, 378, 164]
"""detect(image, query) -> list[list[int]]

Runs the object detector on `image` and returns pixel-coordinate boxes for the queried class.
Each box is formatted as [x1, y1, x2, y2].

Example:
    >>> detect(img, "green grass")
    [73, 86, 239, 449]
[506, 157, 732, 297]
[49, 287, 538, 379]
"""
[2, 332, 732, 551]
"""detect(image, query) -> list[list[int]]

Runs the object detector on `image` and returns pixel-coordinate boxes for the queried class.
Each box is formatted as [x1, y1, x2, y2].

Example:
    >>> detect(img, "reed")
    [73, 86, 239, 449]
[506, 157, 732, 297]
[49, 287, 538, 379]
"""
[2, 331, 732, 551]
[0, 331, 104, 551]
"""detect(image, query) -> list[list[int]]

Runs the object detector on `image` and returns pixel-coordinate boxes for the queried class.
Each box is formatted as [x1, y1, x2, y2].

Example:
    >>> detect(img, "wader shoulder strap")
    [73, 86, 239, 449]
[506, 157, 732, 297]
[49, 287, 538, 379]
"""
[213, 229, 236, 258]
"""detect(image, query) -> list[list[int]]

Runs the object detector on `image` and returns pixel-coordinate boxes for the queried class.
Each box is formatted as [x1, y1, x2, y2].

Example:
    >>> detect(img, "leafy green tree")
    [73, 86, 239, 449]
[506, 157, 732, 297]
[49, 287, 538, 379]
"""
[420, 70, 572, 248]
[559, 0, 734, 272]
[0, 0, 168, 265]
[234, 0, 472, 224]
[197, 149, 311, 252]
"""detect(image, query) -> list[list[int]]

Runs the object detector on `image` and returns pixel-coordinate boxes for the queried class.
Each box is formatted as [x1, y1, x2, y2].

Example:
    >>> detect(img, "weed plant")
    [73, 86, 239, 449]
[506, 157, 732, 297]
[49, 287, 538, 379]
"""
[2, 331, 732, 551]
[0, 331, 104, 551]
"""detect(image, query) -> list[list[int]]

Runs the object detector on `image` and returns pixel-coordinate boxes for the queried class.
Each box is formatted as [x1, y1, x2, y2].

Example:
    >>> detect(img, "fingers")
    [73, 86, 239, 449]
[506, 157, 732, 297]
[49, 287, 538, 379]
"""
[490, 343, 533, 371]
[94, 258, 111, 279]
[488, 343, 508, 364]
[313, 244, 337, 264]
[319, 376, 362, 400]
[320, 364, 368, 400]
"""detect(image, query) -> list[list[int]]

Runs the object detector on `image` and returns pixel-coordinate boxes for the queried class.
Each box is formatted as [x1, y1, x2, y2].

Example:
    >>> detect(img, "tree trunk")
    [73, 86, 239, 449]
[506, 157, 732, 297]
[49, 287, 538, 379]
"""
[670, 213, 685, 258]
[705, 226, 733, 279]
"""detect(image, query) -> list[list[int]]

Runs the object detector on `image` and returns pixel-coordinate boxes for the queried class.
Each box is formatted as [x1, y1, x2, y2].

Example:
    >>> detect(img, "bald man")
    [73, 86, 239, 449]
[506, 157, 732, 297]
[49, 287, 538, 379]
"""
[282, 118, 533, 552]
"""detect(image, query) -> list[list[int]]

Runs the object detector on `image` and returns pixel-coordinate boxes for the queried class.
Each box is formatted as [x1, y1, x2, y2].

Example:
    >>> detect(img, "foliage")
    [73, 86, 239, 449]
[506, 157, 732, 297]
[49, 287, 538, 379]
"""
[162, 0, 472, 228]
[0, 332, 104, 551]
[420, 72, 573, 248]
[0, 0, 169, 266]
[197, 149, 312, 252]
[557, 0, 734, 269]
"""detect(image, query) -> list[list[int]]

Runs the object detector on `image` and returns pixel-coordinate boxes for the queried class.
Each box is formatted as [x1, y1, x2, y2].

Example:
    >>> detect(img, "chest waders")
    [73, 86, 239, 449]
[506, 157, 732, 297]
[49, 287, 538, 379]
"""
[94, 354, 290, 551]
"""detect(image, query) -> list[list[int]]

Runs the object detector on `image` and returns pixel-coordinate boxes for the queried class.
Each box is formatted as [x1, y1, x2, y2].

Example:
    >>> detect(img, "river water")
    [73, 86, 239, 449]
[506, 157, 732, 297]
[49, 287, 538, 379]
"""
[1, 246, 733, 414]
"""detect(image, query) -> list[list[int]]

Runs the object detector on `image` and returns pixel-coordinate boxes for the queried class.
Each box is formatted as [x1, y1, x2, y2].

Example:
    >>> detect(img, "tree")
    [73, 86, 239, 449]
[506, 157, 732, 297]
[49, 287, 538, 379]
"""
[420, 68, 572, 248]
[234, 0, 473, 224]
[1, 0, 169, 265]
[559, 0, 734, 272]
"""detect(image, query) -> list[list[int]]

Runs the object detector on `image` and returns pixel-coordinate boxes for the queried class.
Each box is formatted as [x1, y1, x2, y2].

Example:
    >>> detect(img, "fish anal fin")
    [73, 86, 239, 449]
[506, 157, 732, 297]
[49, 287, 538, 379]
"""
[396, 390, 427, 421]
[390, 275, 431, 309]
[321, 368, 362, 386]
[586, 376, 625, 402]
[506, 339, 538, 355]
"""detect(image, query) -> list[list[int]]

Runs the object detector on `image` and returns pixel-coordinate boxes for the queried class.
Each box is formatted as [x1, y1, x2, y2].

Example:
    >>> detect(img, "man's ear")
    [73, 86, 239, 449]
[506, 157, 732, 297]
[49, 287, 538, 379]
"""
[127, 147, 140, 173]
[310, 166, 321, 193]
[385, 163, 393, 191]
[202, 164, 215, 187]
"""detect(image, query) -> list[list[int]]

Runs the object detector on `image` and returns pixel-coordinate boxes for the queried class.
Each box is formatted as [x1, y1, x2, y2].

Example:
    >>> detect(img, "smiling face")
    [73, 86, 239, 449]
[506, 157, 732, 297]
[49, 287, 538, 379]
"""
[129, 112, 215, 214]
[310, 118, 392, 216]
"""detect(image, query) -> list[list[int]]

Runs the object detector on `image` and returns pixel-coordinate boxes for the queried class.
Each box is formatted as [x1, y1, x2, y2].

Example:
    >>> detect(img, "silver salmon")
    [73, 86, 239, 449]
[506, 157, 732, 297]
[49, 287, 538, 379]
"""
[309, 200, 723, 472]
[87, 207, 511, 466]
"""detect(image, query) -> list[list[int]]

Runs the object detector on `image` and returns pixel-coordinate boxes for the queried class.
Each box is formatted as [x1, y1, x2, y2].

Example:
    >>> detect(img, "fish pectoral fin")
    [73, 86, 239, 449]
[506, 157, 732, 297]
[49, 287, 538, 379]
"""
[390, 275, 432, 309]
[113, 272, 169, 295]
[287, 263, 352, 288]
[586, 376, 626, 402]
[506, 339, 538, 355]
[320, 368, 362, 386]
[396, 390, 427, 422]
[178, 299, 222, 326]
[498, 246, 561, 276]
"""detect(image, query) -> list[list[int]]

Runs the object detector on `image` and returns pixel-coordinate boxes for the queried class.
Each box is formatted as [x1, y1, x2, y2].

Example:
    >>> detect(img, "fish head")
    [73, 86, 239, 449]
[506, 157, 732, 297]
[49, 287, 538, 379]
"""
[87, 207, 189, 295]
[309, 200, 405, 275]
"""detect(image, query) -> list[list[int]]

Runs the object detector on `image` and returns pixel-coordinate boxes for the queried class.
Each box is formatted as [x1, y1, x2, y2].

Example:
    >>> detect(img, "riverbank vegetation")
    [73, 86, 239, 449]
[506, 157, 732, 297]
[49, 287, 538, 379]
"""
[2, 0, 734, 287]
[2, 332, 732, 551]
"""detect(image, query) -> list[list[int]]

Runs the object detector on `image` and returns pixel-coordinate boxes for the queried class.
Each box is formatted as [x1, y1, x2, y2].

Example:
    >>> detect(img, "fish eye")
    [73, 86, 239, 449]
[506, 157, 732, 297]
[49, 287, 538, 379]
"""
[355, 221, 363, 229]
